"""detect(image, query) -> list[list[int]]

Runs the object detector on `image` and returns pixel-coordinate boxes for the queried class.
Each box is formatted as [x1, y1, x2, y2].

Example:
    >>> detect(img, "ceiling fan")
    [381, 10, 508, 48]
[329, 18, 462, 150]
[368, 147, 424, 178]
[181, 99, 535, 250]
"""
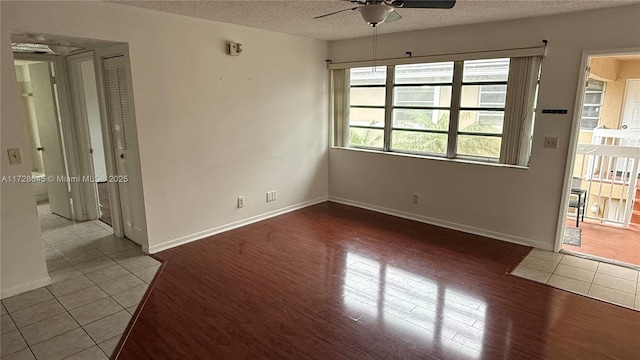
[314, 0, 457, 27]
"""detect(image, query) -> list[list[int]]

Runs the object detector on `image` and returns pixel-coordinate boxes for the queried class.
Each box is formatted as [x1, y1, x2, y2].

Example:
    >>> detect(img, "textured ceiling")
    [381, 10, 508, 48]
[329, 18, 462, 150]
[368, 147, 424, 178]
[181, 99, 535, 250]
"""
[112, 0, 639, 41]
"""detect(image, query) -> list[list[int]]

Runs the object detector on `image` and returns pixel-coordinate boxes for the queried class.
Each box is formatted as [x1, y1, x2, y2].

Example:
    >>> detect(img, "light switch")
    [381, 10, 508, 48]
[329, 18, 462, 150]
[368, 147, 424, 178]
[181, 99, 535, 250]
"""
[7, 148, 23, 165]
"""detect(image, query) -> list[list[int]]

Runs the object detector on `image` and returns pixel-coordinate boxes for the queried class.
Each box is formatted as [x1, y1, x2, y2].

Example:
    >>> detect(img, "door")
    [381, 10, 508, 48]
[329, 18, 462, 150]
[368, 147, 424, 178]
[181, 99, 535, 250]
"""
[29, 62, 73, 219]
[621, 79, 640, 132]
[67, 52, 107, 223]
[103, 56, 135, 239]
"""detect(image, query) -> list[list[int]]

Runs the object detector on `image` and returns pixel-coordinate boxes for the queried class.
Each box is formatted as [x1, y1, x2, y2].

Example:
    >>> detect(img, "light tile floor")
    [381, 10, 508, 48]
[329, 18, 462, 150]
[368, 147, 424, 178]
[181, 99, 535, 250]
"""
[512, 248, 640, 311]
[0, 203, 160, 359]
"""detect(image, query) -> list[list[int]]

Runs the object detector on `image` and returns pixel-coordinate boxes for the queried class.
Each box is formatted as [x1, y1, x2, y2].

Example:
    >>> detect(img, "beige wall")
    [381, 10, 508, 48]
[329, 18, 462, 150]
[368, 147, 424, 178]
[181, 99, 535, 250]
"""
[618, 60, 640, 81]
[329, 4, 640, 250]
[589, 58, 640, 129]
[590, 57, 618, 81]
[1, 1, 329, 297]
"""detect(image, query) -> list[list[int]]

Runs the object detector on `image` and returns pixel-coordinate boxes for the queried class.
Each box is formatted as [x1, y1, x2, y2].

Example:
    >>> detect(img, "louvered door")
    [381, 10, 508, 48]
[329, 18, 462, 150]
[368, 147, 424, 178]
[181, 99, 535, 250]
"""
[103, 56, 134, 239]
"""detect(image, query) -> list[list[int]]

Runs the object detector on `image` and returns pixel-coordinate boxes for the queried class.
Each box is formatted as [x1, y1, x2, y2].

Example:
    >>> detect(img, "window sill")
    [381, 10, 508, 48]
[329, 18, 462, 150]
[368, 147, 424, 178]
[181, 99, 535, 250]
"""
[330, 146, 530, 170]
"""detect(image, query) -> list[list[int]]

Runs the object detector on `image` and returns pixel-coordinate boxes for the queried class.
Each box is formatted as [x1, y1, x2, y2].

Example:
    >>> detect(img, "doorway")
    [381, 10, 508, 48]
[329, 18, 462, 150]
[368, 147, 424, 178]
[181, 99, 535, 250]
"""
[12, 34, 149, 254]
[561, 51, 640, 267]
[14, 59, 74, 220]
[67, 53, 112, 227]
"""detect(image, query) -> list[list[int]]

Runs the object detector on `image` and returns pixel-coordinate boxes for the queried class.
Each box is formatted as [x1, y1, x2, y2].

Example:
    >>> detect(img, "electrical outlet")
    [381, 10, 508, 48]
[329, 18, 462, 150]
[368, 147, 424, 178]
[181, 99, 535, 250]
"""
[544, 137, 559, 149]
[237, 196, 244, 208]
[7, 148, 22, 165]
[412, 193, 419, 204]
[266, 190, 277, 202]
[272, 190, 277, 201]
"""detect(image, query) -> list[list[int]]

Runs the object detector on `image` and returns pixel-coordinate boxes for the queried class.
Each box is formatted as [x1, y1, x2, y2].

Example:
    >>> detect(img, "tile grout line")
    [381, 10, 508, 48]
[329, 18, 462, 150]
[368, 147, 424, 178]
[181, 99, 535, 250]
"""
[4, 302, 30, 357]
[9, 204, 157, 359]
[586, 262, 597, 295]
[3, 290, 88, 359]
[514, 252, 640, 311]
[7, 264, 145, 359]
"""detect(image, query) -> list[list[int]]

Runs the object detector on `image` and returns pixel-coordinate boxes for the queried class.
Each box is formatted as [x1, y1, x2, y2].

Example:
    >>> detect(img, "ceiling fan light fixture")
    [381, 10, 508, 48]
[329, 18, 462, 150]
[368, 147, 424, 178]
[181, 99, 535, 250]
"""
[357, 4, 393, 27]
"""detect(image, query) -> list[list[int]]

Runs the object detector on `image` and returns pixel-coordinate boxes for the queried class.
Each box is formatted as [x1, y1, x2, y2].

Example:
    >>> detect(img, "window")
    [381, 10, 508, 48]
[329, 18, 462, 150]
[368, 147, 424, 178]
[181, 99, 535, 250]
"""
[337, 55, 541, 166]
[392, 62, 453, 155]
[580, 79, 605, 131]
[348, 66, 386, 148]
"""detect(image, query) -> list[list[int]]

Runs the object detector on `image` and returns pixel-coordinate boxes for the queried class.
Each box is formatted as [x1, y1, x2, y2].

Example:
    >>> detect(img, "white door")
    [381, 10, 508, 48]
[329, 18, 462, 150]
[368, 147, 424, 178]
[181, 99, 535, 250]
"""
[621, 79, 640, 132]
[103, 56, 134, 239]
[29, 62, 73, 219]
[67, 52, 104, 222]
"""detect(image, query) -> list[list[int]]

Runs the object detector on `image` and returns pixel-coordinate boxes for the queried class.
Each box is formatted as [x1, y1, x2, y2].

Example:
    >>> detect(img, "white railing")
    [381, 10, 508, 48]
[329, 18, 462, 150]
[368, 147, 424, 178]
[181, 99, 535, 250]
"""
[592, 127, 640, 147]
[575, 143, 640, 226]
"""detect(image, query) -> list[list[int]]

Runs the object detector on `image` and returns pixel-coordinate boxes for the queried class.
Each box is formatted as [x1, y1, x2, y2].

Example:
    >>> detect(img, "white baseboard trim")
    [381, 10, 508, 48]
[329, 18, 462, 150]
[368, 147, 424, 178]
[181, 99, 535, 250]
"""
[148, 197, 328, 254]
[329, 196, 551, 250]
[1, 276, 52, 299]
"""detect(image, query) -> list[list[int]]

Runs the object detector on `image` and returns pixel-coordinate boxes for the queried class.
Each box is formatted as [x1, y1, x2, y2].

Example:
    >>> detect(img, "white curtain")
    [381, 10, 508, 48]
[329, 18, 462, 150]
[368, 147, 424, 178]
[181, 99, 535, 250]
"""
[500, 56, 541, 165]
[331, 69, 350, 147]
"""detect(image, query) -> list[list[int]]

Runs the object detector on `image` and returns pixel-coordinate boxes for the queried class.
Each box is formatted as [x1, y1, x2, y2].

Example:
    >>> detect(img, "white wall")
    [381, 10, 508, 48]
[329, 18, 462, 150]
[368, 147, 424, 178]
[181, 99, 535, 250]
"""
[1, 1, 328, 296]
[328, 5, 640, 250]
[2, 40, 51, 297]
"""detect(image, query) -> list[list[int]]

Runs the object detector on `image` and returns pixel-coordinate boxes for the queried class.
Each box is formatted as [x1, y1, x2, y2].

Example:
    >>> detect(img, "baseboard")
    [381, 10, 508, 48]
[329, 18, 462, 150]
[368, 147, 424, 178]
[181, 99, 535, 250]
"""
[148, 197, 328, 254]
[1, 276, 52, 299]
[329, 196, 552, 250]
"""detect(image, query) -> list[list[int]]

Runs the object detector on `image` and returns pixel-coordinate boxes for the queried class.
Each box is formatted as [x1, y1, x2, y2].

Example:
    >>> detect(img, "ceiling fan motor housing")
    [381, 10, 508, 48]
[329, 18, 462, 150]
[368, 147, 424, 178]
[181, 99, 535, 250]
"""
[357, 4, 393, 26]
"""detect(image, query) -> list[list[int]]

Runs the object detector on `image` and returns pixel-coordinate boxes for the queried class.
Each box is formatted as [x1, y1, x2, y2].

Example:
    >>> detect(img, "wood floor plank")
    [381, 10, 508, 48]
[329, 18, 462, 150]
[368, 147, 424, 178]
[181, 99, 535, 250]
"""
[118, 202, 640, 359]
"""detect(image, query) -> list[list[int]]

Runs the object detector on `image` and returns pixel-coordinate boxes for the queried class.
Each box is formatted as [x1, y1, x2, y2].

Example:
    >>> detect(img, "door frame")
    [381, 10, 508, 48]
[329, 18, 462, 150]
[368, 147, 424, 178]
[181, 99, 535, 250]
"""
[13, 52, 84, 221]
[554, 46, 640, 252]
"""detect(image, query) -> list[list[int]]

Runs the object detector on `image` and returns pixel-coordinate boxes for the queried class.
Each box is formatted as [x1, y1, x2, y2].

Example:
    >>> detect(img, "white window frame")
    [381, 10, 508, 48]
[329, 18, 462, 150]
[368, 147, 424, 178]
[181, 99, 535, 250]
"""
[389, 62, 453, 157]
[580, 79, 605, 131]
[340, 58, 540, 164]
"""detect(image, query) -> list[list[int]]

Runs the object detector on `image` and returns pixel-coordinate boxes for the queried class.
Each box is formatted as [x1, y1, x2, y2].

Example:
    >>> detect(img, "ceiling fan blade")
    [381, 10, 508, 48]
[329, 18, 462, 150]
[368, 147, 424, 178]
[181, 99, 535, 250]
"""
[389, 0, 456, 9]
[313, 6, 359, 20]
[385, 10, 402, 23]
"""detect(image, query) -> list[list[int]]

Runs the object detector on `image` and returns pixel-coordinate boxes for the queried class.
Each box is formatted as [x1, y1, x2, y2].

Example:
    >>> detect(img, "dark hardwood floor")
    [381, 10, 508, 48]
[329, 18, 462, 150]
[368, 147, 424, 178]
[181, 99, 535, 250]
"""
[117, 202, 640, 360]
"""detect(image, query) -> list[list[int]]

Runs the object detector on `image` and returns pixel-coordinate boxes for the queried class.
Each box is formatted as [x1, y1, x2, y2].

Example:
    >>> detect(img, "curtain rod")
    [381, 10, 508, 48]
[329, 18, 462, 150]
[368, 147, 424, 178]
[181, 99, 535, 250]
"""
[327, 41, 548, 70]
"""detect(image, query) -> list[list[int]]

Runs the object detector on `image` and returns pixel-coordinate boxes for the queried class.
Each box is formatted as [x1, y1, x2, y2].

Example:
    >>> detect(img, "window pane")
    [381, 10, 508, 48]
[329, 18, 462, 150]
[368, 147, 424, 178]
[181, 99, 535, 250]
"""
[580, 79, 604, 131]
[460, 85, 507, 108]
[583, 92, 602, 105]
[580, 118, 599, 131]
[349, 128, 384, 148]
[459, 111, 504, 134]
[392, 131, 447, 155]
[582, 105, 601, 118]
[463, 58, 510, 83]
[350, 87, 385, 106]
[350, 66, 386, 86]
[586, 79, 605, 91]
[457, 135, 502, 158]
[393, 109, 450, 131]
[395, 62, 454, 84]
[394, 86, 452, 107]
[350, 107, 385, 128]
